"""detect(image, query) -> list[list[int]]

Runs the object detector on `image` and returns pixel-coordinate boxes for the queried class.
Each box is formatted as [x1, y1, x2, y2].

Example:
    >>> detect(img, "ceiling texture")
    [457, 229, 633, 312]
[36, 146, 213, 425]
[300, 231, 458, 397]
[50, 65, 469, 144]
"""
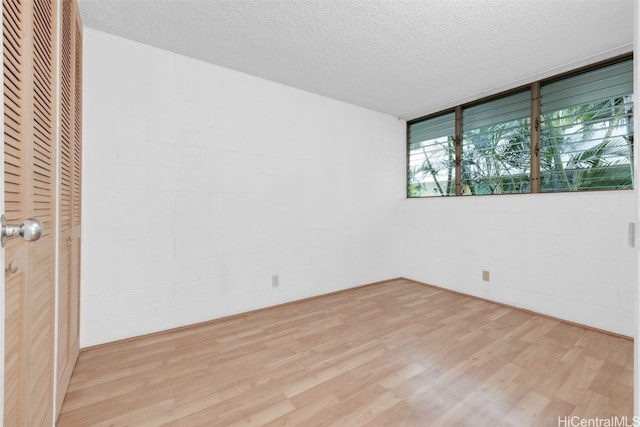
[78, 0, 633, 120]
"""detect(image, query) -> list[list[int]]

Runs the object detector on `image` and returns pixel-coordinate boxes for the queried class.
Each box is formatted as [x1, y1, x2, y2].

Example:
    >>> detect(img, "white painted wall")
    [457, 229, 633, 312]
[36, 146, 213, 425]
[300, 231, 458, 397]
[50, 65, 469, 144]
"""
[390, 191, 636, 336]
[82, 27, 636, 347]
[81, 29, 406, 347]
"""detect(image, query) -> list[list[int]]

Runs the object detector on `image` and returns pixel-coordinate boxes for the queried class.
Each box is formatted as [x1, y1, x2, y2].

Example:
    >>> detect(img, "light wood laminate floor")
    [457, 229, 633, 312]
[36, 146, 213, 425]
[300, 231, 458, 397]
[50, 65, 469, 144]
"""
[57, 279, 633, 426]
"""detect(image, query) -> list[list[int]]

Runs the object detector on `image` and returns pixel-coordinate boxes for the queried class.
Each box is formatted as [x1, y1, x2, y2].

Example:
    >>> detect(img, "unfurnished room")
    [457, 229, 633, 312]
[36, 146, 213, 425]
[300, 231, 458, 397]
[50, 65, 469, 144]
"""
[0, 0, 638, 426]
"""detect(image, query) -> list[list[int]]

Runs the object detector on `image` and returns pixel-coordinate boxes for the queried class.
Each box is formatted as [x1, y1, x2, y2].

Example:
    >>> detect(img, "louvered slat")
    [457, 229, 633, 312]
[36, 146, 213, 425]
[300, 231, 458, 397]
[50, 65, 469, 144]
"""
[30, 0, 55, 239]
[59, 0, 71, 232]
[3, 0, 23, 226]
[26, 1, 56, 425]
[73, 16, 81, 226]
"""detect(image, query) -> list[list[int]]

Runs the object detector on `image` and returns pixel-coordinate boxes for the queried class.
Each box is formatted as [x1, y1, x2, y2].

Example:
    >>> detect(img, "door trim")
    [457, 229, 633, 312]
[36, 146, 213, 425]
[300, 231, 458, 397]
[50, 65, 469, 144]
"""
[0, 1, 5, 422]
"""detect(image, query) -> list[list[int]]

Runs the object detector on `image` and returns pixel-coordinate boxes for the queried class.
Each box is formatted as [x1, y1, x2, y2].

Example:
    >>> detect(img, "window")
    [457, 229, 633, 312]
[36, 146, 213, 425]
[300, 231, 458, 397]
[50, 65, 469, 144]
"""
[540, 61, 634, 192]
[407, 55, 634, 197]
[462, 91, 531, 195]
[408, 112, 455, 197]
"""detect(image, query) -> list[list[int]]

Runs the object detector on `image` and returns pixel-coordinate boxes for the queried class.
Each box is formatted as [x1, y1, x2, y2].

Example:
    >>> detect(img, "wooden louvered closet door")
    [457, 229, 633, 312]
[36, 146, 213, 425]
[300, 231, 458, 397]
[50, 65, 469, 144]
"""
[3, 0, 82, 424]
[56, 0, 82, 416]
[3, 0, 57, 425]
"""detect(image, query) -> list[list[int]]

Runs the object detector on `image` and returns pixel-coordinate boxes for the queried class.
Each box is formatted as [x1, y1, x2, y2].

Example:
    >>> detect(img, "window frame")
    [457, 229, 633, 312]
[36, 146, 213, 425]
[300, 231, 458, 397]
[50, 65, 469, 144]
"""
[406, 53, 634, 198]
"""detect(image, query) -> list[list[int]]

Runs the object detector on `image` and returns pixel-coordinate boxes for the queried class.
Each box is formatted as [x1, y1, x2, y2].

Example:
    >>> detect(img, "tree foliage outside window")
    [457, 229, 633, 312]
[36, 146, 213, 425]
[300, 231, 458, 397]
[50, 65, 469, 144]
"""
[462, 91, 531, 195]
[461, 119, 531, 195]
[408, 135, 456, 197]
[540, 98, 633, 191]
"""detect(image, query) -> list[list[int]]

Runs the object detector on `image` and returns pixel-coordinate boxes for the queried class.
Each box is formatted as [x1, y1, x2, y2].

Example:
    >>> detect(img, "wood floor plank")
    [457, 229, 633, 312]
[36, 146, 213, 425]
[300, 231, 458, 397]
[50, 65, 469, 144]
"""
[57, 279, 633, 426]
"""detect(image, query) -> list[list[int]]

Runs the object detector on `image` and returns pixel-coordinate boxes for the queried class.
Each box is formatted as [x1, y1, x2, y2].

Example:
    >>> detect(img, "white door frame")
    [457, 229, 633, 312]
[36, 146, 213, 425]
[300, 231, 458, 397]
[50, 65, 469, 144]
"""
[634, 0, 640, 416]
[0, 2, 5, 423]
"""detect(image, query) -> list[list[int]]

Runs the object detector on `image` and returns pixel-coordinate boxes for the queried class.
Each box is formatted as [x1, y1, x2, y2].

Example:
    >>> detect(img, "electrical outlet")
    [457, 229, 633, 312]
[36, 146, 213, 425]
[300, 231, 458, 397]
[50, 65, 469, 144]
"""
[482, 270, 490, 282]
[272, 275, 279, 287]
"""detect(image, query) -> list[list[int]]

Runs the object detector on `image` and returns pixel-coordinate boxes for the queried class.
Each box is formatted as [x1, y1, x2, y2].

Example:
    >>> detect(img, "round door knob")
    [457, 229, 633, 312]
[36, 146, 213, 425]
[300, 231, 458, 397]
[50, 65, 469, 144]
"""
[1, 215, 44, 248]
[20, 218, 43, 242]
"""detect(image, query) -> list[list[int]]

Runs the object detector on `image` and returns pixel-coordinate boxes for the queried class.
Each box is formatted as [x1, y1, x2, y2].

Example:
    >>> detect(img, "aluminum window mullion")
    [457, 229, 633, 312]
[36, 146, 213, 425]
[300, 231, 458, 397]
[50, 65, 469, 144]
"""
[530, 81, 541, 193]
[455, 105, 462, 196]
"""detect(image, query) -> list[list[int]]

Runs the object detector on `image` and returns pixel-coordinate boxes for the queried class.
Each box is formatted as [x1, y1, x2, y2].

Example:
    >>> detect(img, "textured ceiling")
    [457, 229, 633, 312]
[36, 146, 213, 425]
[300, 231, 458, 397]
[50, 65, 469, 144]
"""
[78, 0, 633, 120]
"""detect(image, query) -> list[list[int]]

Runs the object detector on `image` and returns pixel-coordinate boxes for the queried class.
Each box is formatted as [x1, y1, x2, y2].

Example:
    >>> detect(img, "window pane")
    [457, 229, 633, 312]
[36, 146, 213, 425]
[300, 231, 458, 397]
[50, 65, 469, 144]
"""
[408, 113, 456, 197]
[462, 91, 531, 195]
[540, 60, 634, 192]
